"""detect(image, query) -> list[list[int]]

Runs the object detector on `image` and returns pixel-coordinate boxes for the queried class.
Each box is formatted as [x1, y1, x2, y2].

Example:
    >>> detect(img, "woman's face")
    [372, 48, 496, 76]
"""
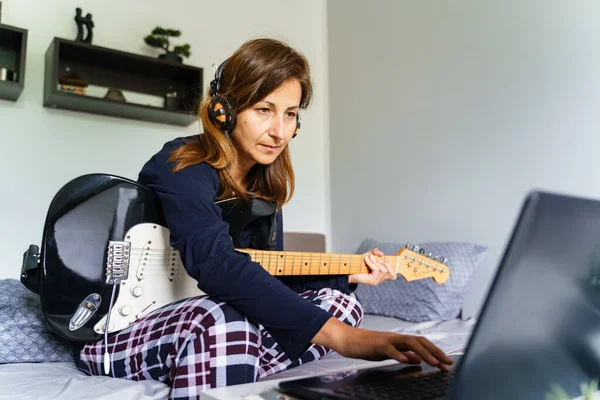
[231, 78, 301, 167]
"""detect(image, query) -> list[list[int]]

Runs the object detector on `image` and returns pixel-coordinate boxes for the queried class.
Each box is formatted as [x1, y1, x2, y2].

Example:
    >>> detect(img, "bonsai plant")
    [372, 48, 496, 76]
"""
[144, 26, 191, 63]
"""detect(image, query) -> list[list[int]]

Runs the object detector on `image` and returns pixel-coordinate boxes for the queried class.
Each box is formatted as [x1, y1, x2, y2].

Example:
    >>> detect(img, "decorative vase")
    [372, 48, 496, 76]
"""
[159, 52, 183, 64]
[164, 91, 184, 110]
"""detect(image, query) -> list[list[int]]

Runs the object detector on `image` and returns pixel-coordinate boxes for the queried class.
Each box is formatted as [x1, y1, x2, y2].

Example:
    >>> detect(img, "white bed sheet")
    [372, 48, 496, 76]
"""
[0, 315, 475, 400]
[0, 361, 170, 400]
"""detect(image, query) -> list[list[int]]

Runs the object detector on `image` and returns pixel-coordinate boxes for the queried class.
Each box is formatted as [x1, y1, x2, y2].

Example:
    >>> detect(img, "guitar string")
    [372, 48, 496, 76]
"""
[126, 248, 405, 263]
[108, 238, 444, 281]
[127, 250, 399, 264]
[125, 248, 408, 264]
[128, 255, 372, 275]
[122, 250, 436, 277]
[125, 244, 442, 274]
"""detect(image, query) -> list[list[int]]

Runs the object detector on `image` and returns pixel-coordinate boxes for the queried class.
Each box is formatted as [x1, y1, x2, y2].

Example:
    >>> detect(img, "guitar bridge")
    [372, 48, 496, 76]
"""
[106, 241, 131, 284]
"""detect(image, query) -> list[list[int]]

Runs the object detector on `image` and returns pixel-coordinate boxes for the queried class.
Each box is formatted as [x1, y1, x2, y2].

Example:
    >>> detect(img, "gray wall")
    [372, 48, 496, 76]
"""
[327, 0, 600, 317]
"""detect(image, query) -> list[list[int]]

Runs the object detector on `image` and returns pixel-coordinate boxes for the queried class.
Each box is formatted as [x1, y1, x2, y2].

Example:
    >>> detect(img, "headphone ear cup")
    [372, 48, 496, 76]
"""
[292, 114, 301, 139]
[208, 95, 236, 133]
[228, 112, 237, 134]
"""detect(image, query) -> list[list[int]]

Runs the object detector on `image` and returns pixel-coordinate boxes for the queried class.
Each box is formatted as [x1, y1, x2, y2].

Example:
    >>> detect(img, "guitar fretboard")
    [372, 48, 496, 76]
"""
[239, 249, 402, 276]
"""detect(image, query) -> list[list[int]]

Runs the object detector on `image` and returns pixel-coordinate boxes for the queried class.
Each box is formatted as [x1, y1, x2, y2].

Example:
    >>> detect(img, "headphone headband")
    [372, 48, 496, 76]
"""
[210, 58, 228, 97]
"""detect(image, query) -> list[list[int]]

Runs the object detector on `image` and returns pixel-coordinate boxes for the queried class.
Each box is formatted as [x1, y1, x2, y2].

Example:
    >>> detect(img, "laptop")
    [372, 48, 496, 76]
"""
[279, 191, 600, 400]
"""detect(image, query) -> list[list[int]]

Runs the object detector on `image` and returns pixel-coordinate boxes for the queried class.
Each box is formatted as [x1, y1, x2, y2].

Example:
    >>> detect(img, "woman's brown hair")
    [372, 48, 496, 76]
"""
[169, 38, 313, 207]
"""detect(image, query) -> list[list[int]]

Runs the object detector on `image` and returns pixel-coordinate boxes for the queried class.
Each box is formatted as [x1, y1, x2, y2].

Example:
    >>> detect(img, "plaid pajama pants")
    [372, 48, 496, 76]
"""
[77, 288, 363, 399]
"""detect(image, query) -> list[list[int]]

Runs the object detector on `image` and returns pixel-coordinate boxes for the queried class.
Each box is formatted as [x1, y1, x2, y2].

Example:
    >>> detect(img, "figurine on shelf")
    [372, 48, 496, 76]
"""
[144, 26, 191, 64]
[104, 88, 126, 103]
[58, 73, 88, 95]
[74, 7, 94, 44]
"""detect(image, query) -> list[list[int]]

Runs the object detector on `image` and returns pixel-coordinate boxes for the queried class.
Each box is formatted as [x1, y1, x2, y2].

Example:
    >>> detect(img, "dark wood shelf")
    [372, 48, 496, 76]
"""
[0, 24, 27, 101]
[43, 37, 203, 126]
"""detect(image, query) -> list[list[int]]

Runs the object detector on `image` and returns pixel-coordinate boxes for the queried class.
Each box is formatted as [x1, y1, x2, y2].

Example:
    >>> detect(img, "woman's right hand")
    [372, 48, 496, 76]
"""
[312, 317, 454, 371]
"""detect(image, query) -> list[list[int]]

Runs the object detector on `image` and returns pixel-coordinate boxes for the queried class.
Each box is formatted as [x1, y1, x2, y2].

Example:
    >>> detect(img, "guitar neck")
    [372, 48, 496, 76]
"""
[239, 249, 400, 276]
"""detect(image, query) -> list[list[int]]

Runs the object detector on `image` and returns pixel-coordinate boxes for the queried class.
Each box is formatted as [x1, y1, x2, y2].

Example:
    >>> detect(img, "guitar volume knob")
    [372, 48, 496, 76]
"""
[119, 305, 132, 316]
[131, 285, 144, 297]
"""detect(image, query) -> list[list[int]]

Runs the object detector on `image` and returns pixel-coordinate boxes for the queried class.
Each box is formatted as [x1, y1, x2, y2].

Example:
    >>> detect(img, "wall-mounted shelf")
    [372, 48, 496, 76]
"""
[0, 23, 28, 101]
[43, 37, 203, 126]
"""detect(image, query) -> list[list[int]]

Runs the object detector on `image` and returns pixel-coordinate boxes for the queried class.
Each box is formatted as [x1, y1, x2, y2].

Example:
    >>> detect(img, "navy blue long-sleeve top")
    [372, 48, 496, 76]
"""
[137, 136, 354, 360]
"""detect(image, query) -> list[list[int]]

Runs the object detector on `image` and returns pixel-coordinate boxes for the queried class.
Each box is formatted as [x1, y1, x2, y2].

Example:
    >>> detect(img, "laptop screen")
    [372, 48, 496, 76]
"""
[278, 191, 600, 400]
[451, 191, 600, 399]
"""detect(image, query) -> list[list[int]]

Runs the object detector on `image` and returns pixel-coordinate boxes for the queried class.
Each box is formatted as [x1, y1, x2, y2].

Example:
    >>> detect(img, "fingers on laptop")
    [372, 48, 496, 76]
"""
[401, 352, 422, 365]
[391, 335, 453, 371]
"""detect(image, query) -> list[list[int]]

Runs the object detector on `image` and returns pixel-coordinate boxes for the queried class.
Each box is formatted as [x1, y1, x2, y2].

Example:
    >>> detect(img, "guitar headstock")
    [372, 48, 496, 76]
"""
[394, 243, 450, 284]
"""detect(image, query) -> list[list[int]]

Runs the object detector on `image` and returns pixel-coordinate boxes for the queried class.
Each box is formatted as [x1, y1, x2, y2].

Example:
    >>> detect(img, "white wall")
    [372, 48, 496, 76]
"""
[0, 0, 329, 279]
[327, 0, 600, 318]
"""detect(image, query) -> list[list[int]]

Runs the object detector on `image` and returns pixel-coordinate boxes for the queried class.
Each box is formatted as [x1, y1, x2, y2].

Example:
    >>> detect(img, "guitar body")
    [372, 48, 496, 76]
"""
[94, 223, 203, 336]
[38, 174, 165, 342]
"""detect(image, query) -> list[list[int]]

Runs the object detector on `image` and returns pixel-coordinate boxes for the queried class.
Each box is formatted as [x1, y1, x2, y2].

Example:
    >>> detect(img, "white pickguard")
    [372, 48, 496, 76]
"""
[94, 223, 205, 335]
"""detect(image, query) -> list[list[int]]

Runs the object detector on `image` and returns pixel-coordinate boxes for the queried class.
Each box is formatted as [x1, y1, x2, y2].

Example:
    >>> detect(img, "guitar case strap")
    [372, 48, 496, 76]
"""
[250, 211, 278, 251]
[217, 198, 279, 250]
[21, 244, 41, 294]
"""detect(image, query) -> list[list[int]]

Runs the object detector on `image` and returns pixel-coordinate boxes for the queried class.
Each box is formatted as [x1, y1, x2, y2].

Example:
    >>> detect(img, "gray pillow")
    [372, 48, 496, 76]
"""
[354, 239, 488, 322]
[0, 279, 74, 363]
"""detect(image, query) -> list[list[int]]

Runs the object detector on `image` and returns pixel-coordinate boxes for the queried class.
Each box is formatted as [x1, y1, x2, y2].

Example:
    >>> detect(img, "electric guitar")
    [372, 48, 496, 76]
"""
[21, 174, 450, 343]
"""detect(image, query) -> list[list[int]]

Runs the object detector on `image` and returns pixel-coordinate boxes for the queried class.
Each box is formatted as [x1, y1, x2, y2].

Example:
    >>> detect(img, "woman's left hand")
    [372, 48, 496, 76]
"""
[349, 248, 397, 286]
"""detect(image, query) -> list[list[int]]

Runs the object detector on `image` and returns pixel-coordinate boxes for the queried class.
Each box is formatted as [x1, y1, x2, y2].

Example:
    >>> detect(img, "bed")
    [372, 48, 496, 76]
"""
[0, 315, 475, 400]
[0, 235, 486, 400]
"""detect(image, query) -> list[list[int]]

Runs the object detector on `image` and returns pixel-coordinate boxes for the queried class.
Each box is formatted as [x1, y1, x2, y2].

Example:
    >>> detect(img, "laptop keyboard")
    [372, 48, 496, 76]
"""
[332, 369, 455, 400]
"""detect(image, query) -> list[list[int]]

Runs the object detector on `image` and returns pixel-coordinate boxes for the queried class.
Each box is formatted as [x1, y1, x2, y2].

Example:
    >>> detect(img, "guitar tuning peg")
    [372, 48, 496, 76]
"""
[427, 252, 433, 259]
[419, 248, 426, 255]
[439, 257, 447, 264]
[412, 245, 420, 253]
[405, 242, 412, 249]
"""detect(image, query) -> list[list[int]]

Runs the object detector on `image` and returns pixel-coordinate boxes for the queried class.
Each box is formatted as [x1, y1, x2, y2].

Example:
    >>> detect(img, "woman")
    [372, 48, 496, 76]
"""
[77, 38, 452, 398]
